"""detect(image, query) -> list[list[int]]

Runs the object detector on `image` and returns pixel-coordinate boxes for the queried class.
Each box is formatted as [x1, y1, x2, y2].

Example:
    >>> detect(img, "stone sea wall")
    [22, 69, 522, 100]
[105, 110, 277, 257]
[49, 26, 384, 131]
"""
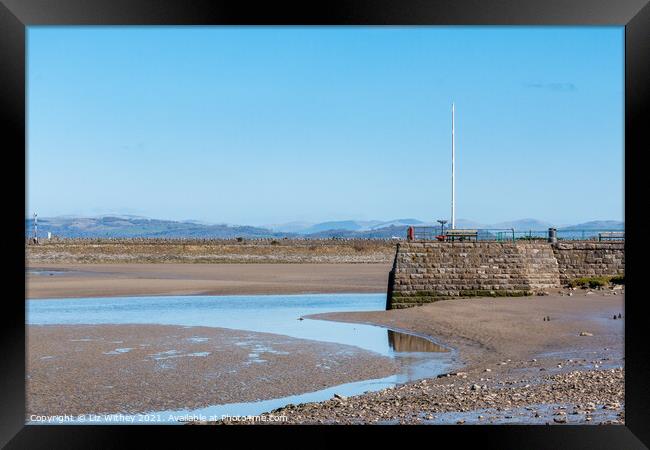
[552, 241, 625, 284]
[387, 241, 624, 309]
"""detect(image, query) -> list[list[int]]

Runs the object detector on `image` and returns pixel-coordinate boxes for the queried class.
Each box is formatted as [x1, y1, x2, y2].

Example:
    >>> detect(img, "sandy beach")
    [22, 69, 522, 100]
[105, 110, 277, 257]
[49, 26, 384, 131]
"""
[242, 290, 625, 424]
[25, 260, 625, 425]
[26, 263, 391, 299]
[27, 324, 398, 417]
[311, 290, 624, 371]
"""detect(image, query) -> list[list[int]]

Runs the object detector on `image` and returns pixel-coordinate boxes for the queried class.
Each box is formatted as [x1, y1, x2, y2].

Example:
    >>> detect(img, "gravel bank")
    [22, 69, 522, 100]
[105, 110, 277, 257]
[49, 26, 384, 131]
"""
[249, 366, 624, 425]
[26, 239, 397, 264]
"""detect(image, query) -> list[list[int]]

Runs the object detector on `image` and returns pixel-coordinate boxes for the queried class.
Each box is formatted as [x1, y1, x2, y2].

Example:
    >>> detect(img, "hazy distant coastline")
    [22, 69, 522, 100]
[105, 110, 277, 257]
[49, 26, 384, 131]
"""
[24, 215, 624, 240]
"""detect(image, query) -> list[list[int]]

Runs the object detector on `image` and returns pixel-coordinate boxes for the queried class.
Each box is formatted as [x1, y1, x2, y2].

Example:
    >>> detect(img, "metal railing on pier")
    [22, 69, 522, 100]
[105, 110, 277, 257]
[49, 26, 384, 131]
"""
[408, 226, 624, 242]
[512, 229, 625, 241]
[409, 227, 515, 242]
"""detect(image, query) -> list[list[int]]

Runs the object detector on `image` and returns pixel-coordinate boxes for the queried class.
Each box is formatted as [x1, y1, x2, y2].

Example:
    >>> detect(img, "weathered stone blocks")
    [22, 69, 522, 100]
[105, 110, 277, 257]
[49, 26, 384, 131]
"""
[386, 241, 624, 309]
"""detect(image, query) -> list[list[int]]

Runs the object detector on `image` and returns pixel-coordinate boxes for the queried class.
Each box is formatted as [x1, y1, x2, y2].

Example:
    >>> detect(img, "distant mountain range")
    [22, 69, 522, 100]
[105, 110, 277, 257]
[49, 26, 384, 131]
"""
[558, 220, 625, 231]
[25, 215, 624, 239]
[25, 216, 287, 239]
[267, 218, 425, 235]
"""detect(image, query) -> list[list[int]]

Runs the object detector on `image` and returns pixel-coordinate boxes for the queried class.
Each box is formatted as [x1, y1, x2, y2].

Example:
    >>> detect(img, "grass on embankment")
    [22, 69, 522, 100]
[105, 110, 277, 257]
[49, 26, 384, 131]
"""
[567, 275, 624, 289]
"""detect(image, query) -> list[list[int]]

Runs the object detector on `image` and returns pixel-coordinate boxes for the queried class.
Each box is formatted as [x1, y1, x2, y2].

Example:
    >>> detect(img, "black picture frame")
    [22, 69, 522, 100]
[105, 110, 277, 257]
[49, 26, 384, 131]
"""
[1, 0, 647, 447]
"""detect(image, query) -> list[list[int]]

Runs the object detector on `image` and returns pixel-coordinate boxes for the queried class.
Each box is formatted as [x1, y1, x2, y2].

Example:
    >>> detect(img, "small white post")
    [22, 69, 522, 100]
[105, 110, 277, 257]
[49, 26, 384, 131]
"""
[451, 103, 456, 230]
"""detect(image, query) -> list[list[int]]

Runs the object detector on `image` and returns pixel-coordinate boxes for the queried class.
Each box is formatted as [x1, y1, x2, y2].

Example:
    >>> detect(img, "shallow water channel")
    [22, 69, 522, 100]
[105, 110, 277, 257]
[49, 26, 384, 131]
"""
[27, 293, 456, 424]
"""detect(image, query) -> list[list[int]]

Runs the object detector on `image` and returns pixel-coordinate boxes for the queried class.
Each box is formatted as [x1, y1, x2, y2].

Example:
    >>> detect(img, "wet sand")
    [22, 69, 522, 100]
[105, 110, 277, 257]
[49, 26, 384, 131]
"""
[27, 324, 398, 417]
[26, 263, 391, 299]
[310, 290, 624, 371]
[242, 291, 625, 424]
[26, 268, 625, 425]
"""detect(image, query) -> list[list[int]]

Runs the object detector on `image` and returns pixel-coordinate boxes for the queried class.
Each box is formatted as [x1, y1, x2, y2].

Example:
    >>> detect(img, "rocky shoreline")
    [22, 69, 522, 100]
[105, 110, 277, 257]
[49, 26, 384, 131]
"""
[214, 358, 623, 425]
[207, 290, 624, 425]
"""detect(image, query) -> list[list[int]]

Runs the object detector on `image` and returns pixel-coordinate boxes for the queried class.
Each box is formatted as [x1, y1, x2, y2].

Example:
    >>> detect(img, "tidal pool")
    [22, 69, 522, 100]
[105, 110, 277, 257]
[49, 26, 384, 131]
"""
[27, 293, 456, 424]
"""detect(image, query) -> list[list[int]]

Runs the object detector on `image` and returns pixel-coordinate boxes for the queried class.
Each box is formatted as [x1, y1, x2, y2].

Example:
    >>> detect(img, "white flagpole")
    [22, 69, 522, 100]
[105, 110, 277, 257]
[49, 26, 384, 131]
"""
[451, 103, 456, 230]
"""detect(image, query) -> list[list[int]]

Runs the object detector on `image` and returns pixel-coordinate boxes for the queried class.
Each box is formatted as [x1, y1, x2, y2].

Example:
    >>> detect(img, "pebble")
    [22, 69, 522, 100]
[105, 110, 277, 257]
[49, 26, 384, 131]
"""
[243, 366, 623, 426]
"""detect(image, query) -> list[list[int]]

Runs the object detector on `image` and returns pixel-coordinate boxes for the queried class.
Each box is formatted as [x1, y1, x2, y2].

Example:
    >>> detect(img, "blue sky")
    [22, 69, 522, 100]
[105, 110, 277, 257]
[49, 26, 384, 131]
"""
[27, 26, 624, 226]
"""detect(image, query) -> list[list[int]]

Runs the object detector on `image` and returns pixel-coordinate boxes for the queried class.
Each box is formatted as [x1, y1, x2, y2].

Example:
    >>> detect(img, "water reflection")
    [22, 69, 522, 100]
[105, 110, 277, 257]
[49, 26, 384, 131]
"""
[27, 294, 456, 423]
[388, 330, 447, 353]
[27, 269, 68, 276]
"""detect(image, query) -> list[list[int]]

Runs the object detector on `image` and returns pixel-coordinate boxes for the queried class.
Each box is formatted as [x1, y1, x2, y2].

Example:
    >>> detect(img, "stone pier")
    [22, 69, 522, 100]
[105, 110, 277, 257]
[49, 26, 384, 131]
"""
[386, 241, 624, 309]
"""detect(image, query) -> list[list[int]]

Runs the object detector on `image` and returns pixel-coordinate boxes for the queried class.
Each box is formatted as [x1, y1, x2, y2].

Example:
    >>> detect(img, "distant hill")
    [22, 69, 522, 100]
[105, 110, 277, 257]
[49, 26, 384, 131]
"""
[453, 219, 488, 229]
[25, 215, 624, 239]
[368, 218, 424, 230]
[25, 215, 289, 239]
[559, 220, 624, 231]
[264, 221, 315, 233]
[304, 225, 409, 239]
[491, 218, 555, 231]
[300, 220, 371, 234]
[269, 218, 424, 235]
